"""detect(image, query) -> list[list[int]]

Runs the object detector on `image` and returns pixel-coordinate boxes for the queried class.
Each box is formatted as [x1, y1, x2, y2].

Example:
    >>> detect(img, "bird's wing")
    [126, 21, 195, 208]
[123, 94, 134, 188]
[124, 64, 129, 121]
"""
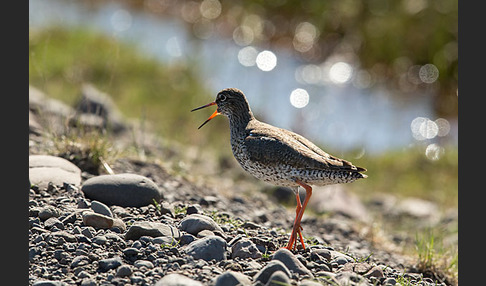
[244, 121, 366, 172]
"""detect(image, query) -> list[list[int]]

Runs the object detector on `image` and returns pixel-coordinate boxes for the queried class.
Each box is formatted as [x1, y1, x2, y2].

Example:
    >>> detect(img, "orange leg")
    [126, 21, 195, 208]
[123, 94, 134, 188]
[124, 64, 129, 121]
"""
[285, 180, 312, 251]
[286, 191, 305, 251]
[294, 192, 305, 250]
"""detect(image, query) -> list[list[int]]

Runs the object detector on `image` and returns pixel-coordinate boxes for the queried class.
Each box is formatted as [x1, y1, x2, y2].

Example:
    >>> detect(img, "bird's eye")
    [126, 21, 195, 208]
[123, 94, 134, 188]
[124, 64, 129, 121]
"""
[219, 94, 227, 102]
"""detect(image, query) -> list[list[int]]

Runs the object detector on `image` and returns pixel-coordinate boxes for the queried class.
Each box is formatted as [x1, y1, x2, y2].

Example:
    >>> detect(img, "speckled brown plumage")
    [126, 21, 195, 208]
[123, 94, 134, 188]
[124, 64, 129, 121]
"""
[192, 88, 367, 250]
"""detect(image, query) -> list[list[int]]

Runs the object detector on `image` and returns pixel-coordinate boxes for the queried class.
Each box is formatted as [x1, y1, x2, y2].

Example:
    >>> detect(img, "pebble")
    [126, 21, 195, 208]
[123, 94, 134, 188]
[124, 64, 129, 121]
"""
[231, 238, 262, 259]
[38, 206, 60, 221]
[184, 235, 227, 262]
[272, 248, 313, 278]
[179, 214, 224, 236]
[213, 270, 252, 286]
[90, 200, 113, 217]
[44, 217, 64, 230]
[29, 155, 82, 189]
[253, 260, 291, 285]
[82, 211, 113, 229]
[71, 256, 90, 268]
[81, 173, 163, 207]
[98, 256, 122, 272]
[134, 259, 154, 269]
[115, 264, 132, 277]
[154, 273, 203, 286]
[335, 271, 369, 285]
[125, 221, 181, 241]
[265, 270, 291, 286]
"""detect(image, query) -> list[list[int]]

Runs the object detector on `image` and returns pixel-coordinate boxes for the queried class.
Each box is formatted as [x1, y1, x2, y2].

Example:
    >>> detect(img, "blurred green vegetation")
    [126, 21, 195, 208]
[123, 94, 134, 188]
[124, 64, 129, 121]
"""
[29, 27, 228, 148]
[348, 146, 458, 209]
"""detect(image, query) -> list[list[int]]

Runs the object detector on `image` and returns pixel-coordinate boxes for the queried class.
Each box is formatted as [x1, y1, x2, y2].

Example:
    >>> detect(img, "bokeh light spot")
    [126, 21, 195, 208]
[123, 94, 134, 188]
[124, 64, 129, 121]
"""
[237, 46, 258, 67]
[289, 88, 309, 108]
[256, 50, 277, 71]
[411, 117, 439, 140]
[293, 22, 318, 52]
[329, 62, 353, 84]
[425, 143, 445, 161]
[233, 25, 254, 46]
[419, 63, 439, 83]
[435, 118, 450, 137]
[200, 0, 222, 20]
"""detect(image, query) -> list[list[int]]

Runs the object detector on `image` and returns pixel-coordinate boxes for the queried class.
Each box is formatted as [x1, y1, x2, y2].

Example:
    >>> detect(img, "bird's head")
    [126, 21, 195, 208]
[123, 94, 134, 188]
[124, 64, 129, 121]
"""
[191, 88, 252, 129]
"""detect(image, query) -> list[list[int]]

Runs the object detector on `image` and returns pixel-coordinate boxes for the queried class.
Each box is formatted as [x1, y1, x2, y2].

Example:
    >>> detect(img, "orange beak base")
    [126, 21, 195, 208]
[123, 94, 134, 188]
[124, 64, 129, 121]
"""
[191, 101, 220, 129]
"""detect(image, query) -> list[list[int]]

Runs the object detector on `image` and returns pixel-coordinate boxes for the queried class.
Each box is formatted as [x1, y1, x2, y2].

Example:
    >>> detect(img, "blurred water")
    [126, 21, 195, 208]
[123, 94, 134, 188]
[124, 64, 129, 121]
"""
[29, 0, 456, 155]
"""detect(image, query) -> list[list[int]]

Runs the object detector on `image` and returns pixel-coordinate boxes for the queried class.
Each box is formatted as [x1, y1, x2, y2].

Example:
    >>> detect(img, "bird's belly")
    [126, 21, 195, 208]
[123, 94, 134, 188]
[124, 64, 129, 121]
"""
[235, 155, 360, 187]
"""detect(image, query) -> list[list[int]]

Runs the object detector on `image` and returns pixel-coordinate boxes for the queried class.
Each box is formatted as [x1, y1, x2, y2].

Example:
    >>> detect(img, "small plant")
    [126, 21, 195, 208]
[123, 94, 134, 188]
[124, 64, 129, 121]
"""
[49, 126, 119, 175]
[160, 238, 180, 249]
[414, 229, 458, 285]
[261, 250, 271, 260]
[152, 199, 162, 214]
[173, 205, 187, 216]
[396, 273, 414, 286]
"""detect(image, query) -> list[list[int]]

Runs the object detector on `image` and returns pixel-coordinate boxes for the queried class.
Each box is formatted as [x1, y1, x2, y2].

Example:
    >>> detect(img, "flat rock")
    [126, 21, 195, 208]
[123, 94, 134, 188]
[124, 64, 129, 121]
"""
[155, 273, 203, 286]
[29, 155, 82, 189]
[125, 221, 181, 241]
[272, 248, 313, 278]
[179, 214, 224, 236]
[82, 212, 114, 229]
[81, 173, 163, 207]
[184, 235, 227, 262]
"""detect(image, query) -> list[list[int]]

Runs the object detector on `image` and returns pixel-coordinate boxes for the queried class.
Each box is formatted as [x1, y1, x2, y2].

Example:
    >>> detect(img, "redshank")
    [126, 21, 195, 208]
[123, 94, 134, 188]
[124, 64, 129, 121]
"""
[191, 88, 367, 250]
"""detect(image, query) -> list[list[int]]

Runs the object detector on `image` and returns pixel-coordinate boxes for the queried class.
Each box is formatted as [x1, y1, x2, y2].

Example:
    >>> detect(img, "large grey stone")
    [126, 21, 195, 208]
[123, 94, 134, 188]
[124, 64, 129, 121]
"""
[179, 214, 223, 236]
[272, 248, 313, 278]
[125, 221, 181, 241]
[29, 155, 82, 189]
[81, 173, 162, 207]
[184, 236, 226, 262]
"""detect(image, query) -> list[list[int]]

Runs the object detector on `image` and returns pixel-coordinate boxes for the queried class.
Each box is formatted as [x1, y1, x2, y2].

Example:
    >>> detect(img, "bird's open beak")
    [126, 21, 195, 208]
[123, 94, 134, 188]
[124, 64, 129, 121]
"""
[191, 101, 220, 129]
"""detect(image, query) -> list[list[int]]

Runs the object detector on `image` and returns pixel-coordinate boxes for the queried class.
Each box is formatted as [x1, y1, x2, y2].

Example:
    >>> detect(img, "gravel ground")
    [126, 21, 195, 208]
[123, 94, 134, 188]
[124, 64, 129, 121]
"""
[28, 85, 455, 286]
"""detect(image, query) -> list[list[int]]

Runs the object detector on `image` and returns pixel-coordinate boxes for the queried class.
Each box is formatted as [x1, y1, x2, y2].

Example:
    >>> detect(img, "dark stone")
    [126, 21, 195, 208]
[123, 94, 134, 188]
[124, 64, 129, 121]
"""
[81, 173, 163, 207]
